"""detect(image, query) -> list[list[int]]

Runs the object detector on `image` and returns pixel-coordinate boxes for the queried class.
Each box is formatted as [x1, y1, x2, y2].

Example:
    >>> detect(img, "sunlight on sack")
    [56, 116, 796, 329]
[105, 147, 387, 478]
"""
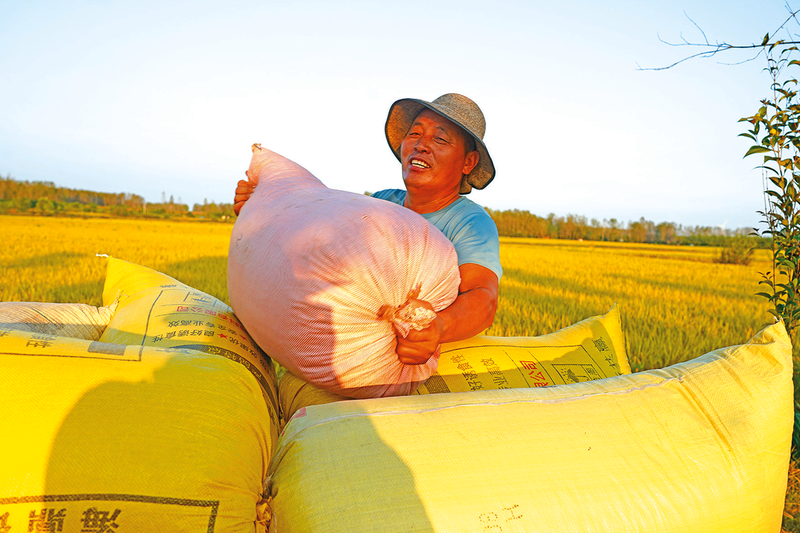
[0, 329, 274, 533]
[278, 305, 630, 424]
[267, 321, 792, 533]
[98, 256, 280, 435]
[228, 145, 460, 399]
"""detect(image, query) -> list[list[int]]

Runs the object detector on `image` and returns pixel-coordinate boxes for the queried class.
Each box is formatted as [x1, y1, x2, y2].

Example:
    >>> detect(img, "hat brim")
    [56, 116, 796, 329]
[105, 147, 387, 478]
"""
[384, 98, 495, 193]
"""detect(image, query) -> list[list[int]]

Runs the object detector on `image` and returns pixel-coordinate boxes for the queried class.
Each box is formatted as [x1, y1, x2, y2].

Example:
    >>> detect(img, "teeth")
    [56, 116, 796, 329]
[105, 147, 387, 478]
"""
[411, 159, 430, 168]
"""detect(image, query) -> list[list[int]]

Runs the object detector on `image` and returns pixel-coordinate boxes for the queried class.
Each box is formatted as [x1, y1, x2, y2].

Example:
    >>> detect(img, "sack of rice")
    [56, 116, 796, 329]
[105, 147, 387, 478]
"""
[267, 320, 792, 533]
[98, 256, 280, 437]
[228, 144, 460, 398]
[0, 329, 275, 533]
[278, 305, 630, 423]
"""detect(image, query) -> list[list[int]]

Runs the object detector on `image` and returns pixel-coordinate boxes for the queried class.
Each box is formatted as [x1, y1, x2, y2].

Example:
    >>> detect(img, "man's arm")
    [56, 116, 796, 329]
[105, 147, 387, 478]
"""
[395, 263, 498, 365]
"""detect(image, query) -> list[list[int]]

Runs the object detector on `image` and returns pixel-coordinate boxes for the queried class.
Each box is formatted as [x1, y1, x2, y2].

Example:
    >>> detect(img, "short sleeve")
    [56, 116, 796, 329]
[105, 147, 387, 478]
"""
[447, 211, 503, 281]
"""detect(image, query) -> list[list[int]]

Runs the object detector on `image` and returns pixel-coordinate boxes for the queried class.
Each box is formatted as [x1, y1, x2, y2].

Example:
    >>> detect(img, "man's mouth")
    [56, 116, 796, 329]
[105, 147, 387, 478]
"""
[410, 158, 430, 169]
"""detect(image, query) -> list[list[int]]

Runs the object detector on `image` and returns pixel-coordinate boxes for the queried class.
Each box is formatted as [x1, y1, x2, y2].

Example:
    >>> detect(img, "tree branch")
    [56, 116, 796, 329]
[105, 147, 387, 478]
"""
[638, 5, 800, 71]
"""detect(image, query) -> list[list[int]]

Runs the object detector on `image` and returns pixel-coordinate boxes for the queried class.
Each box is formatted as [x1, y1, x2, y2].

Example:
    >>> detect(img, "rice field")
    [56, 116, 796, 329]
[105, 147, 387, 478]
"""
[1, 215, 232, 305]
[2, 214, 795, 530]
[493, 237, 774, 371]
[0, 215, 776, 369]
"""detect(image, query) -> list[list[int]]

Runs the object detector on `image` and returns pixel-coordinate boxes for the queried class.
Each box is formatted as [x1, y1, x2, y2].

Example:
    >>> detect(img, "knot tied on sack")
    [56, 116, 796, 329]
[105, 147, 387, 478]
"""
[256, 475, 273, 531]
[377, 284, 438, 337]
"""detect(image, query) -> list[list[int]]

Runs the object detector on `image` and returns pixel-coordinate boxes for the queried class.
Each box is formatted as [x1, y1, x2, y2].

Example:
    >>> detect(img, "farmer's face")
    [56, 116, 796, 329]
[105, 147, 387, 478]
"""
[400, 109, 478, 195]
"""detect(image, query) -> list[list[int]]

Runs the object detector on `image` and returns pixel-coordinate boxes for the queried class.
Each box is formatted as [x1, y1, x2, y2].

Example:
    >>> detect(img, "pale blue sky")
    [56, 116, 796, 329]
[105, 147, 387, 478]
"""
[1, 0, 794, 229]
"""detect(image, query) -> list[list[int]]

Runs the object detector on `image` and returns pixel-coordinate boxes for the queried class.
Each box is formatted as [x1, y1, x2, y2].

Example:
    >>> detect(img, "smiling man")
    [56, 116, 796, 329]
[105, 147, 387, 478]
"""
[234, 93, 502, 366]
[373, 94, 502, 364]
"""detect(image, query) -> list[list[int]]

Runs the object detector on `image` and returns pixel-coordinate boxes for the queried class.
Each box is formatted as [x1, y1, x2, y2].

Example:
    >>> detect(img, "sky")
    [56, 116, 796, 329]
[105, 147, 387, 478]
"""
[1, 0, 796, 230]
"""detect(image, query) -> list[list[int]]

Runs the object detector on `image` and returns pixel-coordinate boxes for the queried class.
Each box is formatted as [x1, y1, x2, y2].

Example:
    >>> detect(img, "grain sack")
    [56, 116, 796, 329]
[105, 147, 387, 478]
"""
[267, 320, 792, 533]
[0, 301, 115, 340]
[228, 144, 460, 398]
[278, 306, 630, 423]
[98, 257, 280, 438]
[0, 328, 274, 533]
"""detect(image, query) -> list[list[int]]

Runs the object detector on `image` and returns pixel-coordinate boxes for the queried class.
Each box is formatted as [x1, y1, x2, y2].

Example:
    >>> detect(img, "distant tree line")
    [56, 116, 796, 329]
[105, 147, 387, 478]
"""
[0, 174, 234, 221]
[0, 175, 761, 243]
[486, 208, 760, 246]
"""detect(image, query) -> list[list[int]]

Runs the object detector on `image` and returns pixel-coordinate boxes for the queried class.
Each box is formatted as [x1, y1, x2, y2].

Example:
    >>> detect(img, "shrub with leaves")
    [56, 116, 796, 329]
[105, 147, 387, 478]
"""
[740, 42, 800, 340]
[741, 38, 800, 470]
[715, 236, 755, 265]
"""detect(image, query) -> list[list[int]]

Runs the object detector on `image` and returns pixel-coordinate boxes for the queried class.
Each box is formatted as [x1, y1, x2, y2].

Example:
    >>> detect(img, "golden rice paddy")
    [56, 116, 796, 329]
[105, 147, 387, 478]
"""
[1, 215, 774, 371]
[2, 214, 795, 530]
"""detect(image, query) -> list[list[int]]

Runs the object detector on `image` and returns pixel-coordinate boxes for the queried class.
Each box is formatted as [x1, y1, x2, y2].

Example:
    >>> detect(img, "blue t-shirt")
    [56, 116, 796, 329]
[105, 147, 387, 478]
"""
[371, 189, 503, 281]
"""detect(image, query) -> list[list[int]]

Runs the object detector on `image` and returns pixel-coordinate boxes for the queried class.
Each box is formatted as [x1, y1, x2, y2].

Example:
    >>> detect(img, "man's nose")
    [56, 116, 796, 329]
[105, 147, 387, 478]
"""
[415, 134, 432, 152]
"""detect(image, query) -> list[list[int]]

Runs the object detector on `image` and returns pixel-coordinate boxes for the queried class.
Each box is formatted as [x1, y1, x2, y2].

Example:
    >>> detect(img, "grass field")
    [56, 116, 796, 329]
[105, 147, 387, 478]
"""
[1, 214, 796, 530]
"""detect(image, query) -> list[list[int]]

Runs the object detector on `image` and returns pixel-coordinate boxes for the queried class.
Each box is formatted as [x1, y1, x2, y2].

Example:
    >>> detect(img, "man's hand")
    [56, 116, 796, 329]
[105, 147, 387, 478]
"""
[233, 177, 256, 216]
[394, 263, 498, 366]
[394, 299, 443, 365]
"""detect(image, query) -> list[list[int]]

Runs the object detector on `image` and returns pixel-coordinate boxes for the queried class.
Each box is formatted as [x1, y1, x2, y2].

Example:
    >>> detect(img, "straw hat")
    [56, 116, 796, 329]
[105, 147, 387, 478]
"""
[385, 93, 495, 194]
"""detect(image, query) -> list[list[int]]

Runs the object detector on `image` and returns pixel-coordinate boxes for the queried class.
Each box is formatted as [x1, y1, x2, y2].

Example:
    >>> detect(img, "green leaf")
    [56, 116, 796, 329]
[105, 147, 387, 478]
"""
[745, 145, 771, 157]
[762, 33, 770, 46]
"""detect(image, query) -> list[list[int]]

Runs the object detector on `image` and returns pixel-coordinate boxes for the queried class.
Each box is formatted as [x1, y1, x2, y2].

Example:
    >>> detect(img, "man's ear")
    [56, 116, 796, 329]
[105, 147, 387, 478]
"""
[462, 150, 480, 176]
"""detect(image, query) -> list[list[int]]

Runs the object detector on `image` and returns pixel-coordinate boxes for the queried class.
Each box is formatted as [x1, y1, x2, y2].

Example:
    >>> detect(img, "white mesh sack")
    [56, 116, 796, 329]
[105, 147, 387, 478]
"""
[228, 145, 460, 398]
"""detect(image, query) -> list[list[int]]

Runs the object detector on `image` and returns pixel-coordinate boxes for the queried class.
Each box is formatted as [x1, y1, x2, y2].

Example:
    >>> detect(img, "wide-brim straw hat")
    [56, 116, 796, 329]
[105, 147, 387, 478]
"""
[385, 93, 495, 194]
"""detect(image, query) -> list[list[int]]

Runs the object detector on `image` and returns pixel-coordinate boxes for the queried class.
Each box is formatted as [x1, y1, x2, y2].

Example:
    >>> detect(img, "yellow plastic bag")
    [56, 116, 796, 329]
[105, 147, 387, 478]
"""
[0, 329, 274, 533]
[98, 257, 280, 437]
[418, 304, 629, 393]
[279, 306, 629, 423]
[267, 321, 792, 533]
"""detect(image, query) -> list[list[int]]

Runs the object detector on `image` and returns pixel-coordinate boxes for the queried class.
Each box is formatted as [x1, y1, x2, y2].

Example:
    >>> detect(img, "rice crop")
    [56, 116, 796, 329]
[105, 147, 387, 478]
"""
[1, 215, 793, 528]
[2, 217, 774, 370]
[489, 237, 773, 371]
[1, 215, 233, 304]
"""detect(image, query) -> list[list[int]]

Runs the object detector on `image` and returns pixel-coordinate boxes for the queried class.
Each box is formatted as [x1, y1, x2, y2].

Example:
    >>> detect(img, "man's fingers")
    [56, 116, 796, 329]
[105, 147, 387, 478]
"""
[396, 336, 435, 365]
[397, 353, 431, 365]
[235, 180, 256, 194]
[233, 179, 257, 216]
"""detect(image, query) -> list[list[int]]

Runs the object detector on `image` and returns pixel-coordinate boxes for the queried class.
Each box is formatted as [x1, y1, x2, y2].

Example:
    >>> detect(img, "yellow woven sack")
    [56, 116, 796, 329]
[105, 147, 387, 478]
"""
[268, 320, 792, 533]
[0, 328, 274, 532]
[278, 306, 629, 423]
[418, 304, 629, 393]
[98, 257, 279, 437]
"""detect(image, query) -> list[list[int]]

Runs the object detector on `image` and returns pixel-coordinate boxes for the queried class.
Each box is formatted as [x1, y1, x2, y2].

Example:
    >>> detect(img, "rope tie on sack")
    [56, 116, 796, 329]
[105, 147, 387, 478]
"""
[377, 284, 437, 337]
[256, 475, 273, 531]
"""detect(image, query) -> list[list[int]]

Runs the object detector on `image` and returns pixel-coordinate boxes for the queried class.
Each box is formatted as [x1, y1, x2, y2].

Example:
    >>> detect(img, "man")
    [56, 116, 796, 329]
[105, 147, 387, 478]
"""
[234, 93, 502, 365]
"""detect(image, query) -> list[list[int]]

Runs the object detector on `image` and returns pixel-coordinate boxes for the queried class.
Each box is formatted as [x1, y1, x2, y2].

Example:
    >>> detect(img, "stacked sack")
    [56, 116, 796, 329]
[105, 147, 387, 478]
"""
[267, 320, 792, 533]
[278, 305, 631, 422]
[1, 256, 791, 533]
[0, 258, 278, 533]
